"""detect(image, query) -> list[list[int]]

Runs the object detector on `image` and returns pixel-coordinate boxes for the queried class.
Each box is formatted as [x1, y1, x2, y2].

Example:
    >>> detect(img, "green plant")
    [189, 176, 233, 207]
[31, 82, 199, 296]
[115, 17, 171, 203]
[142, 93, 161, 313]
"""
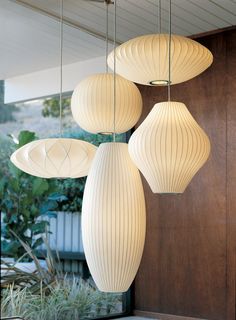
[1, 286, 31, 319]
[0, 80, 17, 124]
[0, 131, 61, 259]
[1, 232, 63, 293]
[1, 236, 122, 320]
[0, 104, 17, 123]
[0, 133, 15, 177]
[56, 178, 86, 212]
[42, 96, 71, 118]
[1, 278, 121, 320]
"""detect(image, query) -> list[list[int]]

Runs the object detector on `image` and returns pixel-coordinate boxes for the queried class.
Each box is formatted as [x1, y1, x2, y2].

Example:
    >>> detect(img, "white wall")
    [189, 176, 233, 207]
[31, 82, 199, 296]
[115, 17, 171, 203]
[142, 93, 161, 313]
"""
[5, 56, 106, 103]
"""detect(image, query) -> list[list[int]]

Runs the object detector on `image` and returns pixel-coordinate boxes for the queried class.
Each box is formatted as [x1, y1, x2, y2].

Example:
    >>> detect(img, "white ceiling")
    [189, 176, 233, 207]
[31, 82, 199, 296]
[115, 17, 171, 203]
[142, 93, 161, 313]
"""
[1, 0, 236, 79]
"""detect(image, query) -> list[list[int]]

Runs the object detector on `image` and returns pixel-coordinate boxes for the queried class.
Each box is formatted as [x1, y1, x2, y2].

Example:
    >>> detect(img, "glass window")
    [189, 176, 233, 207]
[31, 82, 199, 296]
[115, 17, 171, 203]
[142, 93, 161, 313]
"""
[1, 89, 131, 319]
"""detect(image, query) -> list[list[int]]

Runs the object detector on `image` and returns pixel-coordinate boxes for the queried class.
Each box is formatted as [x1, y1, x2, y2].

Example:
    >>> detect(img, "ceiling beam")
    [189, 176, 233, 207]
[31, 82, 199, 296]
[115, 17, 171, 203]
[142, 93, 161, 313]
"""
[190, 25, 236, 39]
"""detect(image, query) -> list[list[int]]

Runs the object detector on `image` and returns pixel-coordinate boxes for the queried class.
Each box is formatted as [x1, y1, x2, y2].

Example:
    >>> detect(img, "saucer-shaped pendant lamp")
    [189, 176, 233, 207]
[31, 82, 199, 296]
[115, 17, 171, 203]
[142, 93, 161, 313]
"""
[10, 0, 97, 179]
[107, 34, 213, 86]
[71, 73, 142, 134]
[128, 101, 211, 193]
[10, 138, 97, 178]
[82, 143, 146, 292]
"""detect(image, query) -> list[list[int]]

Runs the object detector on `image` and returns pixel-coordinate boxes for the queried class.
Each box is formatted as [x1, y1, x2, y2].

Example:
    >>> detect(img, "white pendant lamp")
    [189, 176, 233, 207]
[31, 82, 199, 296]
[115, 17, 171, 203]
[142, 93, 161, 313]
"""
[107, 34, 213, 86]
[128, 0, 211, 194]
[107, 0, 213, 86]
[10, 139, 97, 179]
[71, 2, 142, 134]
[128, 101, 210, 193]
[82, 1, 146, 293]
[82, 143, 146, 292]
[10, 0, 96, 179]
[71, 73, 142, 134]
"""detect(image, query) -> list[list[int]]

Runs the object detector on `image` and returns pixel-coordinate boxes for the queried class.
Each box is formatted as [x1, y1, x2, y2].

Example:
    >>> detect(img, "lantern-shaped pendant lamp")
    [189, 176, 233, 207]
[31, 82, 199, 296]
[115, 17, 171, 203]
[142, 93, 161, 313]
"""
[71, 73, 142, 134]
[82, 143, 146, 292]
[71, 2, 142, 134]
[128, 101, 210, 193]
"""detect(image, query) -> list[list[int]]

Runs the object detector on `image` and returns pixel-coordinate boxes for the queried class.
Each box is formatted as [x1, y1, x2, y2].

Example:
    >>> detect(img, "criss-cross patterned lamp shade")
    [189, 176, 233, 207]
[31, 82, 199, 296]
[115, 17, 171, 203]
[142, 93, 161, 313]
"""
[71, 73, 142, 134]
[128, 101, 211, 193]
[82, 142, 146, 292]
[107, 34, 213, 86]
[10, 138, 97, 178]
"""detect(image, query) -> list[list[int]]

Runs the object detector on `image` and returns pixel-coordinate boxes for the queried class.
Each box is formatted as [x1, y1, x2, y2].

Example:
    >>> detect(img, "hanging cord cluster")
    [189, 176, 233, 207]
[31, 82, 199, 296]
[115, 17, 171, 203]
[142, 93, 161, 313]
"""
[158, 0, 161, 81]
[59, 0, 63, 137]
[168, 0, 172, 101]
[113, 0, 117, 142]
[105, 1, 109, 73]
[158, 0, 161, 33]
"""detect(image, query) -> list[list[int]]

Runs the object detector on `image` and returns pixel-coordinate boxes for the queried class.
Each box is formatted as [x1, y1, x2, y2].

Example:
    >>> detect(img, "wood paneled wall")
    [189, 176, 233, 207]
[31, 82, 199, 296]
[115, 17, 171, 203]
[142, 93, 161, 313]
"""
[133, 28, 236, 320]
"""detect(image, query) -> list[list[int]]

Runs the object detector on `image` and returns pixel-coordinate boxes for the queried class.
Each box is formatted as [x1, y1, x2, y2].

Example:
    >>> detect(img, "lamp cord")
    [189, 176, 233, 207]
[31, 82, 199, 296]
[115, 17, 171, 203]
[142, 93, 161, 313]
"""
[59, 0, 63, 137]
[113, 0, 117, 142]
[158, 0, 161, 82]
[105, 2, 109, 73]
[168, 0, 171, 101]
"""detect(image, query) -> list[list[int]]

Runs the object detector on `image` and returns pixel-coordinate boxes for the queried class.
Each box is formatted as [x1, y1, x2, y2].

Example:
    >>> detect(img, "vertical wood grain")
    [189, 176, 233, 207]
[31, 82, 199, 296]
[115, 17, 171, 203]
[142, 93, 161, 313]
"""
[226, 29, 236, 320]
[134, 29, 236, 320]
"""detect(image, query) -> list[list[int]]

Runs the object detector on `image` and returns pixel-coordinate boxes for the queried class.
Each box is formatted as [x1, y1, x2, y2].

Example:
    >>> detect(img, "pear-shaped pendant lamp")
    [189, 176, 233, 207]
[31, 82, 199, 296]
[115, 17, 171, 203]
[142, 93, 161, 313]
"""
[128, 101, 210, 193]
[82, 1, 146, 292]
[71, 1, 142, 134]
[10, 0, 96, 178]
[128, 0, 211, 194]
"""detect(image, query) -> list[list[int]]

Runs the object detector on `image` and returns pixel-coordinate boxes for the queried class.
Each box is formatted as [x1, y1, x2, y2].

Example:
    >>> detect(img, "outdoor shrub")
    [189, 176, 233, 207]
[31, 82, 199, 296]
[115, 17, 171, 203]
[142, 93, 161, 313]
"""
[0, 131, 60, 259]
[1, 210, 122, 320]
[1, 233, 63, 293]
[42, 96, 71, 118]
[1, 278, 122, 320]
[0, 133, 15, 177]
[0, 80, 17, 124]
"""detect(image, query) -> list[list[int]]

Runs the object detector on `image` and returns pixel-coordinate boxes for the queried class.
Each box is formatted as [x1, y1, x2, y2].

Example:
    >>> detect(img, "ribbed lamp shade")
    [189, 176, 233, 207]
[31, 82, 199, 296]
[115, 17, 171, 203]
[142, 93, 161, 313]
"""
[128, 102, 211, 193]
[107, 34, 213, 86]
[71, 73, 142, 134]
[10, 138, 97, 178]
[82, 142, 146, 292]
